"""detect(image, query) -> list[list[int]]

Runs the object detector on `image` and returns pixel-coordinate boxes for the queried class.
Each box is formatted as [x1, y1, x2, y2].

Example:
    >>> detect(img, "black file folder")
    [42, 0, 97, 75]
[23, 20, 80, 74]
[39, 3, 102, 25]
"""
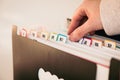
[12, 26, 97, 80]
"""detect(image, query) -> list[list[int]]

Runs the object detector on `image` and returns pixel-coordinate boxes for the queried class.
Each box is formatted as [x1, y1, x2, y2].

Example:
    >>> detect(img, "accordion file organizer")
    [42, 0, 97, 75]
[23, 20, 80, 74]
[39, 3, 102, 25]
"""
[12, 25, 120, 80]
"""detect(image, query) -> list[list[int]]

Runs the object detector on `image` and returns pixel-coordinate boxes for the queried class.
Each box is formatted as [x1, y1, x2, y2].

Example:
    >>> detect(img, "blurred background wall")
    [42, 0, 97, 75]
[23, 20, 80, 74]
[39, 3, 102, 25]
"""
[0, 0, 81, 30]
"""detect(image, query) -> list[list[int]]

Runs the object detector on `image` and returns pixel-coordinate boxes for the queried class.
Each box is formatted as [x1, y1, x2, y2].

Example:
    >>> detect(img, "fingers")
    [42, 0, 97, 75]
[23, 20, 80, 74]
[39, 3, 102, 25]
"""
[67, 18, 81, 35]
[67, 8, 86, 35]
[69, 19, 92, 42]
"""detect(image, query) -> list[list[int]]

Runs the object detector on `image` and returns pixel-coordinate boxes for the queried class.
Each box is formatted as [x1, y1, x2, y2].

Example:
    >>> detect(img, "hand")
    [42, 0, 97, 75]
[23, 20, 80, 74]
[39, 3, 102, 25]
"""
[68, 0, 103, 41]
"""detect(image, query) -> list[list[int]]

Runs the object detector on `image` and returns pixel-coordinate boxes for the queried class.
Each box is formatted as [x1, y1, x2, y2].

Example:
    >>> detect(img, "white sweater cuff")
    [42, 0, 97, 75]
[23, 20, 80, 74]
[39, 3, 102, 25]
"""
[100, 0, 120, 35]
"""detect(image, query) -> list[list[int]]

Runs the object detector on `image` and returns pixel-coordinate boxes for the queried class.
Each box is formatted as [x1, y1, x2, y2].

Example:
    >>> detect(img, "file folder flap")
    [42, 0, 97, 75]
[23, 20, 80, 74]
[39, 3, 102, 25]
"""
[12, 26, 97, 80]
[109, 58, 120, 80]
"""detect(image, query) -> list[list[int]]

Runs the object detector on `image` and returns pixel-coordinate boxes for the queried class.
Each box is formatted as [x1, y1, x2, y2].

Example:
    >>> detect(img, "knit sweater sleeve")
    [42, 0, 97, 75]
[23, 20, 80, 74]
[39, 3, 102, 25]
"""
[100, 0, 120, 35]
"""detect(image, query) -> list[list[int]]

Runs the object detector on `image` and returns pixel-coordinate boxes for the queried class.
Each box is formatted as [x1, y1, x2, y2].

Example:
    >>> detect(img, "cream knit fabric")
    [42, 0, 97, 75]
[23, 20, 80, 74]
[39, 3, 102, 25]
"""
[100, 0, 120, 35]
